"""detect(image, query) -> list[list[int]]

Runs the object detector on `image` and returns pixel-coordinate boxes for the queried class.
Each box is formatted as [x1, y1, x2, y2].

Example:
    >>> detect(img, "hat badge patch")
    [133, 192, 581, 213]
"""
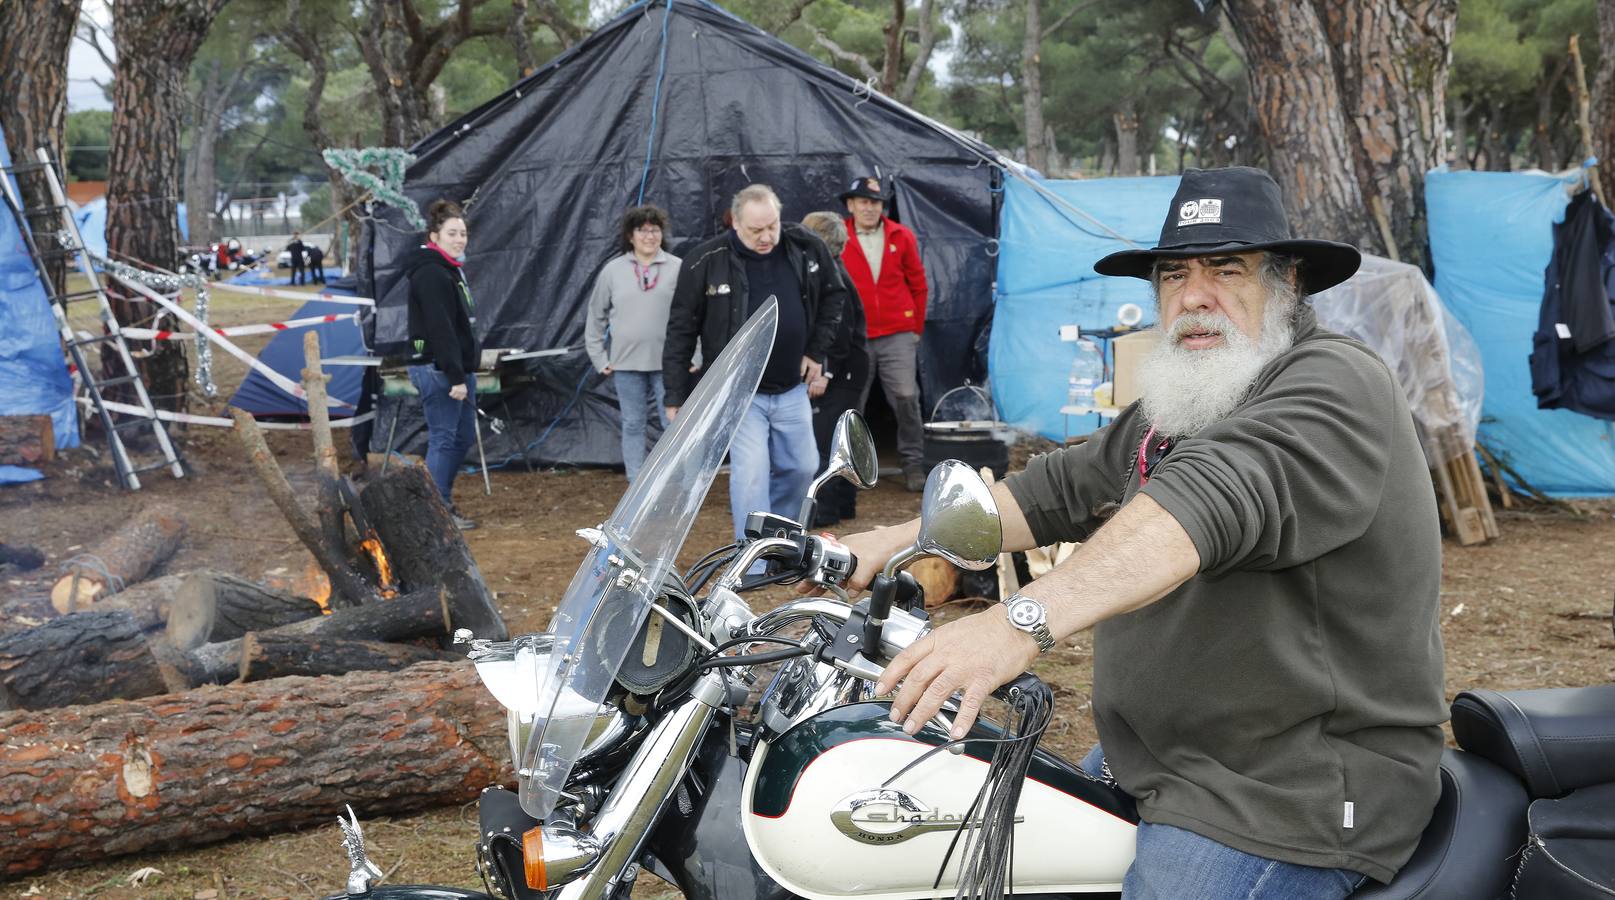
[1178, 198, 1223, 227]
[865, 177, 881, 192]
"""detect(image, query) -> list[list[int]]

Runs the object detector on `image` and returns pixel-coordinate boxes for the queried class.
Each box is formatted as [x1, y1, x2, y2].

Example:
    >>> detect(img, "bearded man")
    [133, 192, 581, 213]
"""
[838, 167, 1445, 899]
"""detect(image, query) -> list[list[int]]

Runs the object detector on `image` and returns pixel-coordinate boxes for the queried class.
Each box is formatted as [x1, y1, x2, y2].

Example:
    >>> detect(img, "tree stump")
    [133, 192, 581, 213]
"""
[0, 661, 511, 877]
[50, 504, 186, 612]
[360, 465, 507, 641]
[0, 609, 175, 711]
[164, 570, 324, 649]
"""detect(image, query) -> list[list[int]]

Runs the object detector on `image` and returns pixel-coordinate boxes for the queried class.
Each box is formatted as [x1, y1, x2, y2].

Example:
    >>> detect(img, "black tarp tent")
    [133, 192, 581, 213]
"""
[361, 0, 1004, 468]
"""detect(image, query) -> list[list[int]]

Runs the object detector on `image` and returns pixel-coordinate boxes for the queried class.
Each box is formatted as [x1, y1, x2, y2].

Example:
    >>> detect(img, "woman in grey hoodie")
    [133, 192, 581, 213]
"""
[585, 205, 682, 481]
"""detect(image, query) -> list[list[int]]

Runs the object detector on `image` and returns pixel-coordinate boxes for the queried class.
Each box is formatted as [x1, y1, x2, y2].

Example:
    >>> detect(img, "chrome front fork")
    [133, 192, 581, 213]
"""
[552, 673, 724, 899]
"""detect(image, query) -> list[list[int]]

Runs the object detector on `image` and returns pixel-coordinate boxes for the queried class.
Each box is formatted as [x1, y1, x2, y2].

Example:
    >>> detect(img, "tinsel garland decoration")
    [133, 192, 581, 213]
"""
[97, 255, 217, 397]
[323, 147, 424, 230]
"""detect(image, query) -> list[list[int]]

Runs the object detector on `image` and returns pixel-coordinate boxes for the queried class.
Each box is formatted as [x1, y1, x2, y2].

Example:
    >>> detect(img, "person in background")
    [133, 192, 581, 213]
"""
[801, 210, 869, 528]
[286, 231, 307, 286]
[307, 241, 327, 285]
[838, 175, 929, 491]
[663, 184, 847, 543]
[404, 199, 480, 530]
[586, 205, 682, 482]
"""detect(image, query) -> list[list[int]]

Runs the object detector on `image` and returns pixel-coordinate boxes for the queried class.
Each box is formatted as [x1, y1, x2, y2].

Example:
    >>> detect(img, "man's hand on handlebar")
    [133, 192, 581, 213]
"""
[875, 606, 1040, 740]
[798, 524, 918, 595]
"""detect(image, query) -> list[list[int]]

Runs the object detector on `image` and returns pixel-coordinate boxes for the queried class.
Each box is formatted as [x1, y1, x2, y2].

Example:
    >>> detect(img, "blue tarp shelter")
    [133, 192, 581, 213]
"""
[72, 197, 186, 267]
[1426, 169, 1615, 496]
[989, 175, 1179, 441]
[228, 292, 368, 417]
[0, 124, 79, 484]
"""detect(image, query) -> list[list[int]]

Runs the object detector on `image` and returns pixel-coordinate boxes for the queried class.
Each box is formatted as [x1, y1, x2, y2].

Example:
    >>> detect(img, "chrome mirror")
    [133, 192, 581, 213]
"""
[800, 411, 878, 524]
[883, 460, 1001, 577]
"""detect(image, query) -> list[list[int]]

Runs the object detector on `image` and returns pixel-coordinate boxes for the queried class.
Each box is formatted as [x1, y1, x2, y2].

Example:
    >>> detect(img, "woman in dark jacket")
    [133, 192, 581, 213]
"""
[801, 211, 870, 527]
[405, 199, 480, 529]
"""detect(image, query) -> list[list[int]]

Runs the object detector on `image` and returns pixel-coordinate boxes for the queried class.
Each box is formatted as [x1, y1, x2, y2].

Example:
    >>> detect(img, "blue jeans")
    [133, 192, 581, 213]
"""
[727, 384, 819, 541]
[613, 370, 666, 482]
[1078, 746, 1368, 900]
[409, 365, 476, 505]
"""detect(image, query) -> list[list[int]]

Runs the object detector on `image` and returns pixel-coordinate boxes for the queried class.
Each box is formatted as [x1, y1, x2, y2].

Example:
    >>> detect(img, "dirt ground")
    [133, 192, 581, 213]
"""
[3, 283, 1613, 899]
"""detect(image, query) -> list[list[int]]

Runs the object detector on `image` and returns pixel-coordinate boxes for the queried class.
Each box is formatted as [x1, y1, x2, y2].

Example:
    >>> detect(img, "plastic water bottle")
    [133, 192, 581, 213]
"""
[1067, 338, 1104, 410]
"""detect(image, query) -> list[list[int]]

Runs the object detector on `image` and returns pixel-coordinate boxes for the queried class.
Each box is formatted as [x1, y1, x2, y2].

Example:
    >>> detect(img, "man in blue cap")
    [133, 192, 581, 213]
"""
[839, 167, 1445, 898]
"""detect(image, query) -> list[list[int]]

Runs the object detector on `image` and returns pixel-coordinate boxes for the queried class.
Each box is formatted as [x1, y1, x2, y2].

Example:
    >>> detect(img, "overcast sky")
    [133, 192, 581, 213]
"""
[67, 1, 113, 112]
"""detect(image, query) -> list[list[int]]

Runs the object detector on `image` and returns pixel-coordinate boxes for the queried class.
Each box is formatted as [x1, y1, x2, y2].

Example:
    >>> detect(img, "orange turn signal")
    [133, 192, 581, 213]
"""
[522, 826, 547, 890]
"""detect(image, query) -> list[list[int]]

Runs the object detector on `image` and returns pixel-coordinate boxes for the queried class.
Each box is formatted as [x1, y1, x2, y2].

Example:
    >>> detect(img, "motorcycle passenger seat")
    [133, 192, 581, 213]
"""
[1349, 749, 1527, 900]
[1451, 685, 1615, 800]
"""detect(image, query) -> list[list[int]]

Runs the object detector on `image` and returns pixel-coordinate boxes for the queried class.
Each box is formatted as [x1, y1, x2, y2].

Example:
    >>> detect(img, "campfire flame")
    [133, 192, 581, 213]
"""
[278, 563, 333, 615]
[360, 534, 399, 600]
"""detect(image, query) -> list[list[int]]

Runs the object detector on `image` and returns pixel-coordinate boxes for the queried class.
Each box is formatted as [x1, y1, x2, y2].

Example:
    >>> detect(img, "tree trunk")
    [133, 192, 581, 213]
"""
[1534, 59, 1570, 172]
[0, 609, 178, 711]
[51, 504, 186, 612]
[0, 0, 82, 296]
[880, 0, 906, 98]
[235, 632, 458, 682]
[1221, 0, 1375, 252]
[1316, 0, 1457, 267]
[1113, 100, 1141, 177]
[1021, 0, 1048, 173]
[0, 661, 510, 878]
[164, 570, 324, 650]
[360, 466, 507, 641]
[0, 415, 54, 466]
[105, 0, 230, 411]
[1594, 0, 1615, 183]
[897, 0, 938, 106]
[182, 59, 245, 249]
[1450, 96, 1471, 170]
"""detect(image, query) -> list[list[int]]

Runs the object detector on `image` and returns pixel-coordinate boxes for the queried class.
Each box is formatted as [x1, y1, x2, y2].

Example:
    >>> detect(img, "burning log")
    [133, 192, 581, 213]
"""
[50, 504, 185, 612]
[161, 588, 454, 687]
[164, 570, 325, 650]
[0, 661, 511, 878]
[360, 465, 507, 642]
[235, 632, 459, 681]
[0, 609, 179, 711]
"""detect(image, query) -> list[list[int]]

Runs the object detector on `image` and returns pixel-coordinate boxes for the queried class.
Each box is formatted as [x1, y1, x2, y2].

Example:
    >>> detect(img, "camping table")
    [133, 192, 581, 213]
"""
[377, 350, 537, 483]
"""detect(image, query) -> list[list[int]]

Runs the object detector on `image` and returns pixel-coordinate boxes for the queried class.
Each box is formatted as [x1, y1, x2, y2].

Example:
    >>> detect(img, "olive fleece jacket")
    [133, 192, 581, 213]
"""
[1004, 307, 1445, 884]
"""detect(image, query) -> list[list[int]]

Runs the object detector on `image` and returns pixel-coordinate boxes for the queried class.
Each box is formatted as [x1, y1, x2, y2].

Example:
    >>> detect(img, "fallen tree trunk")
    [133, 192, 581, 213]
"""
[0, 661, 511, 877]
[360, 465, 507, 641]
[0, 609, 177, 711]
[0, 415, 53, 466]
[236, 632, 459, 681]
[51, 504, 185, 612]
[164, 570, 324, 649]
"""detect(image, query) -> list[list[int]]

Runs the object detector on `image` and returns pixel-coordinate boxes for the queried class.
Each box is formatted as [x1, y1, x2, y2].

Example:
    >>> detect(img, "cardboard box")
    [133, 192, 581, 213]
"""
[1111, 329, 1159, 409]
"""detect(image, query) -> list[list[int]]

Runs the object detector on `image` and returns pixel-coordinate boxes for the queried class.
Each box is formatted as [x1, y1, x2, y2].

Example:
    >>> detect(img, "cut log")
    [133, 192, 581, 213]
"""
[909, 557, 961, 610]
[0, 609, 174, 711]
[5, 576, 183, 637]
[236, 632, 459, 682]
[0, 414, 53, 466]
[360, 465, 507, 641]
[0, 661, 511, 878]
[164, 570, 324, 650]
[50, 504, 185, 612]
[164, 588, 452, 686]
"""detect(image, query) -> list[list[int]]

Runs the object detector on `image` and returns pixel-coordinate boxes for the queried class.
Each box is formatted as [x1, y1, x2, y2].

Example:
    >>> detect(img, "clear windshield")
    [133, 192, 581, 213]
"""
[517, 299, 779, 818]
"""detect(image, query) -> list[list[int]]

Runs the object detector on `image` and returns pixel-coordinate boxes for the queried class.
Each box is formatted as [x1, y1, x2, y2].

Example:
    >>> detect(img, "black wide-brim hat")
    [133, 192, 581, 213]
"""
[1094, 166, 1361, 295]
[838, 175, 887, 203]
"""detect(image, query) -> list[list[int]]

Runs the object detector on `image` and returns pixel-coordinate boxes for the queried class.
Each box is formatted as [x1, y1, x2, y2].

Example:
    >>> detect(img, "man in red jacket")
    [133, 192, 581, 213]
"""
[839, 175, 930, 491]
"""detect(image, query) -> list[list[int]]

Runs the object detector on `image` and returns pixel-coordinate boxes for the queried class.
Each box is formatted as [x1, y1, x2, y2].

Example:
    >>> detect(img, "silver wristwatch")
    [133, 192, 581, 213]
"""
[1004, 593, 1055, 653]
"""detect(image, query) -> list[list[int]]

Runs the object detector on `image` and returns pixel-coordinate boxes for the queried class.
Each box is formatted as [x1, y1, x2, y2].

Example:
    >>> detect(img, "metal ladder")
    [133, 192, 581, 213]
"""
[0, 149, 185, 489]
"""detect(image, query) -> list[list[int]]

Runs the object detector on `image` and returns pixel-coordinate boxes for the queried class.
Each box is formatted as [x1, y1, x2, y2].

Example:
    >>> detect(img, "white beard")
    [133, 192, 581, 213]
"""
[1136, 293, 1299, 438]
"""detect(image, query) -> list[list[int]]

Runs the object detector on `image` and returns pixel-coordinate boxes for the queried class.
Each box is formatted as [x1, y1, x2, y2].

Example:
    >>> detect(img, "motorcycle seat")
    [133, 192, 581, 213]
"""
[1451, 685, 1615, 799]
[1350, 748, 1527, 900]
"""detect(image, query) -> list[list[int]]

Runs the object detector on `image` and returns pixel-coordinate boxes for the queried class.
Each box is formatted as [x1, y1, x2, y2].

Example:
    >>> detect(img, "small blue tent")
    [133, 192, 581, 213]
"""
[0, 124, 79, 483]
[228, 292, 368, 417]
[72, 196, 186, 267]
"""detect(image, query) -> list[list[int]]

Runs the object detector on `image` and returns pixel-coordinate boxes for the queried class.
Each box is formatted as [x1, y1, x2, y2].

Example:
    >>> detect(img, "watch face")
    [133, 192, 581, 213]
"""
[1008, 598, 1042, 627]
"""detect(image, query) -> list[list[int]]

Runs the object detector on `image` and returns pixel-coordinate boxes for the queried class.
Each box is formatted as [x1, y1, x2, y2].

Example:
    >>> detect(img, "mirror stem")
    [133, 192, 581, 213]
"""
[864, 573, 898, 649]
[796, 495, 817, 530]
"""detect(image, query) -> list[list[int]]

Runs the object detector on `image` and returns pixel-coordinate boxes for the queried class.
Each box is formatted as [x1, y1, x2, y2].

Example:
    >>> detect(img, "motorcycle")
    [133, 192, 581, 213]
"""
[323, 300, 1615, 900]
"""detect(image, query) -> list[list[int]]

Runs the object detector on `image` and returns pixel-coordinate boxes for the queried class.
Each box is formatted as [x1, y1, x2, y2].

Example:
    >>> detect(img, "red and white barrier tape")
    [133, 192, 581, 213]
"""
[208, 281, 375, 306]
[121, 312, 361, 341]
[85, 397, 376, 430]
[107, 271, 351, 409]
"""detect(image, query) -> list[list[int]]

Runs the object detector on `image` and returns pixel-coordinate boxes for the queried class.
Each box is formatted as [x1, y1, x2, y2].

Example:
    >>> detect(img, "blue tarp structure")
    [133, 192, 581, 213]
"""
[1427, 169, 1615, 497]
[228, 292, 368, 417]
[0, 123, 79, 484]
[989, 175, 1179, 441]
